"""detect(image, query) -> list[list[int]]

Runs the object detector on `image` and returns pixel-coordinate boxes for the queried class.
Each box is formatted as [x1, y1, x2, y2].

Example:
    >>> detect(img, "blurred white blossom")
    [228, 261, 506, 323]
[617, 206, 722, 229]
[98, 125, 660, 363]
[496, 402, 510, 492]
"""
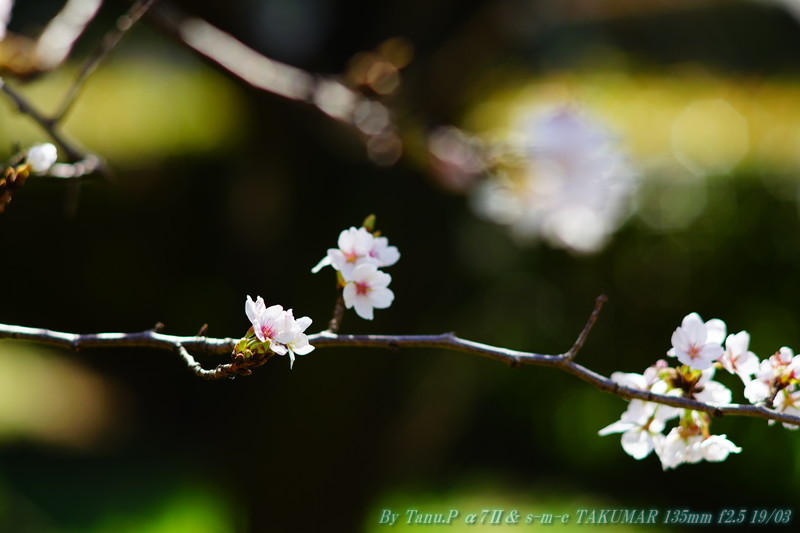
[657, 425, 741, 470]
[0, 0, 12, 42]
[25, 143, 58, 174]
[473, 105, 635, 253]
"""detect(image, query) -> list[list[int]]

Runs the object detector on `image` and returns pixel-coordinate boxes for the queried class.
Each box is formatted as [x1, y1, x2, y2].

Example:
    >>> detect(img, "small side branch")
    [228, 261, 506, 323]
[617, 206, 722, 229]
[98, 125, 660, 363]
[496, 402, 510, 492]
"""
[565, 294, 607, 359]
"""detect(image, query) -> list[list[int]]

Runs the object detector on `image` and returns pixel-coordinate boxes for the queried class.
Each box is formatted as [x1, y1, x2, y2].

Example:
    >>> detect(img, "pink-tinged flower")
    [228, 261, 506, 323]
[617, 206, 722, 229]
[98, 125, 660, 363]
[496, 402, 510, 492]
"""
[244, 296, 316, 367]
[719, 331, 759, 385]
[312, 226, 399, 279]
[245, 295, 288, 354]
[342, 263, 394, 320]
[367, 234, 400, 269]
[328, 226, 376, 278]
[667, 313, 725, 370]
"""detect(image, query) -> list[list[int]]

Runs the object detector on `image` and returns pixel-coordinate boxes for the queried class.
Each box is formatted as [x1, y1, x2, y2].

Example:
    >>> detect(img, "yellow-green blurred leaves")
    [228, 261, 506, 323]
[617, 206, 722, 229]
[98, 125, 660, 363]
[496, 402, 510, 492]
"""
[0, 57, 246, 167]
[464, 70, 800, 177]
[0, 343, 125, 450]
[85, 485, 238, 533]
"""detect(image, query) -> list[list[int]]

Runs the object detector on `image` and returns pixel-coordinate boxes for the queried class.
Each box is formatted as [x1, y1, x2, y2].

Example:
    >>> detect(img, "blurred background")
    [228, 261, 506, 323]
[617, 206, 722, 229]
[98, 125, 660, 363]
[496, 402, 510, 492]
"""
[2, 0, 800, 531]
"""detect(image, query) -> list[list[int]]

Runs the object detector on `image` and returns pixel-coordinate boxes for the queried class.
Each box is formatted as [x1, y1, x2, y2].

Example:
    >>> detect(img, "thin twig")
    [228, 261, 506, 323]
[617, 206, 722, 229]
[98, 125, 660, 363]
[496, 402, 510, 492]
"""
[53, 0, 159, 123]
[1, 301, 799, 426]
[565, 293, 607, 359]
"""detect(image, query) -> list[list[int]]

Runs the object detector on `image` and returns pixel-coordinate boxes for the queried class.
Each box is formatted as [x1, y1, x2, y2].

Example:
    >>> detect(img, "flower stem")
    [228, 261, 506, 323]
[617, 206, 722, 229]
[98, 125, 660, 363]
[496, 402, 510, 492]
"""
[327, 292, 345, 333]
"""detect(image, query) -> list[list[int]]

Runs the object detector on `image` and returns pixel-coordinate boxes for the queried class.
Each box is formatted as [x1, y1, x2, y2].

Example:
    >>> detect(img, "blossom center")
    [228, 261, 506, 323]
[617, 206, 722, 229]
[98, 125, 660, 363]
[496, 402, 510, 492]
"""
[261, 324, 276, 339]
[355, 282, 370, 296]
[687, 344, 702, 359]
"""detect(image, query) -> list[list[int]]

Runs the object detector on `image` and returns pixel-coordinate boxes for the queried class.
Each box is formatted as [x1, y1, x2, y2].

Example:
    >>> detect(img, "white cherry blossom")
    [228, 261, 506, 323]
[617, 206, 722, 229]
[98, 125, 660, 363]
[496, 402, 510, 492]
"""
[692, 367, 733, 405]
[599, 400, 672, 460]
[700, 434, 742, 462]
[657, 428, 704, 470]
[312, 226, 399, 279]
[274, 309, 315, 368]
[342, 263, 394, 320]
[719, 331, 759, 385]
[656, 427, 741, 470]
[745, 347, 797, 404]
[667, 313, 725, 370]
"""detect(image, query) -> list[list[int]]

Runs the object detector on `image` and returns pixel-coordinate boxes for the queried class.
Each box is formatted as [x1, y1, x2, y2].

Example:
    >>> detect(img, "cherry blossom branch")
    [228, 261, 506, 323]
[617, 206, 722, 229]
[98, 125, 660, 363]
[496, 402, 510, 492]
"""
[0, 322, 239, 379]
[1, 296, 799, 427]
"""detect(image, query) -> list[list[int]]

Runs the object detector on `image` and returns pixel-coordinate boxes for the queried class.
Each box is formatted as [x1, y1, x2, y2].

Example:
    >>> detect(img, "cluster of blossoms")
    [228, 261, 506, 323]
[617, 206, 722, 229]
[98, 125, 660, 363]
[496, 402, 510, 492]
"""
[236, 296, 314, 369]
[600, 312, 800, 469]
[473, 105, 635, 254]
[312, 220, 400, 320]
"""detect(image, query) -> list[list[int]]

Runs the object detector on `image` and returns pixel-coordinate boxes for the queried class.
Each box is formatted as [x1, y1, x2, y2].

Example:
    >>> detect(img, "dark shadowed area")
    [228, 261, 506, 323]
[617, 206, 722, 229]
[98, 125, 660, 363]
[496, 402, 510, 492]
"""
[1, 1, 799, 531]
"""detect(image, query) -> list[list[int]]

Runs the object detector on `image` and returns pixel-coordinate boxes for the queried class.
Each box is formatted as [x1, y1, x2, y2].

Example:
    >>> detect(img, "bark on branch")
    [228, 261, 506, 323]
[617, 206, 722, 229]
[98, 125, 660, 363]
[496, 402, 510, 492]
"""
[1, 296, 798, 427]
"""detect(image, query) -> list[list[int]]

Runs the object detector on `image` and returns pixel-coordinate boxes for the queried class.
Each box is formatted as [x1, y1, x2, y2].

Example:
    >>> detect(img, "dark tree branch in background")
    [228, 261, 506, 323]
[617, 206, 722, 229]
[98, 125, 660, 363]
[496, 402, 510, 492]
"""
[33, 0, 104, 73]
[0, 0, 159, 180]
[53, 0, 159, 123]
[0, 80, 88, 164]
[1, 296, 799, 427]
[149, 1, 404, 165]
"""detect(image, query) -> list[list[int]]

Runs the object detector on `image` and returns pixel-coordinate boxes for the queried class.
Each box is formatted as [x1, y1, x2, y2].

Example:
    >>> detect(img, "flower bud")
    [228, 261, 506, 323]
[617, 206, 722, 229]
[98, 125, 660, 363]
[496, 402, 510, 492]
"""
[26, 143, 58, 174]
